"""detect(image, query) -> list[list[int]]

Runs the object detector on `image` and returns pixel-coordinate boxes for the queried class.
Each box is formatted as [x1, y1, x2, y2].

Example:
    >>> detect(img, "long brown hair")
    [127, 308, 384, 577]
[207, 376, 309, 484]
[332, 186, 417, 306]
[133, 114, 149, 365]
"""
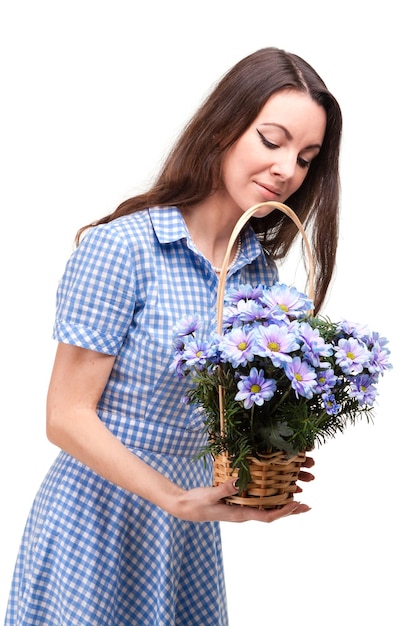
[76, 47, 342, 312]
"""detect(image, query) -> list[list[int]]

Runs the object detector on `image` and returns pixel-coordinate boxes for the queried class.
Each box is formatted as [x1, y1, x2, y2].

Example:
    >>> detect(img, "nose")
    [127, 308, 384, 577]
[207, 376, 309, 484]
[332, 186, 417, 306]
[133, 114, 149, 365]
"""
[270, 151, 297, 180]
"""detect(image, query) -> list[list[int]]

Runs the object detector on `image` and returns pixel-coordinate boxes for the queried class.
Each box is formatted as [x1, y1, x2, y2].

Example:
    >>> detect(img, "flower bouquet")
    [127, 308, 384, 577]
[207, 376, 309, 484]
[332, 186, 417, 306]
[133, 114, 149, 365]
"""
[171, 203, 392, 508]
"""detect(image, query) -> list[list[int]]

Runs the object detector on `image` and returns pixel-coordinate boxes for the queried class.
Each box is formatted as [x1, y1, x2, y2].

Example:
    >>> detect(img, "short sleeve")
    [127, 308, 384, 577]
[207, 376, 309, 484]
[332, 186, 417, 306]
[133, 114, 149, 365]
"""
[53, 225, 136, 355]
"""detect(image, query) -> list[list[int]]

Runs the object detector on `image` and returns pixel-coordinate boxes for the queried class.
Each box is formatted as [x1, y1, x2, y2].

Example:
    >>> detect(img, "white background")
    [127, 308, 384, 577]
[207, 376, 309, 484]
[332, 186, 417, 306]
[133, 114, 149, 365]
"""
[1, 1, 415, 624]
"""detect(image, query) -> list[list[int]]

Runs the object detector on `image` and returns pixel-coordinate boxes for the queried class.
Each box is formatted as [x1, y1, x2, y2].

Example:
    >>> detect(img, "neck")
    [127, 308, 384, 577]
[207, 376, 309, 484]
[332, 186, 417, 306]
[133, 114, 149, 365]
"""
[180, 197, 243, 269]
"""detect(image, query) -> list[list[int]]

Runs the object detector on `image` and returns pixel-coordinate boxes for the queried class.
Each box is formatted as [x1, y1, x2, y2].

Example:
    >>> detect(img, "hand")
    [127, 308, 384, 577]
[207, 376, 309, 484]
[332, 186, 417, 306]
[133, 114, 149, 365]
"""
[295, 454, 315, 494]
[171, 479, 311, 523]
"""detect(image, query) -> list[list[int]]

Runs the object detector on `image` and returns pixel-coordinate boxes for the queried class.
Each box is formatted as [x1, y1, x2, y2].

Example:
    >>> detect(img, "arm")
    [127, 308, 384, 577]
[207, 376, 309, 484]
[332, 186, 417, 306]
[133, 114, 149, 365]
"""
[47, 342, 312, 522]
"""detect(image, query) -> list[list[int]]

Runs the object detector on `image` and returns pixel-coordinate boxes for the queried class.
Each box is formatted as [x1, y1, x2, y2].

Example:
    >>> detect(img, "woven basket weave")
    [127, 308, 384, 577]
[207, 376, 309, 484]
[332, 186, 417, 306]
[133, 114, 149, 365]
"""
[214, 201, 314, 508]
[214, 450, 307, 509]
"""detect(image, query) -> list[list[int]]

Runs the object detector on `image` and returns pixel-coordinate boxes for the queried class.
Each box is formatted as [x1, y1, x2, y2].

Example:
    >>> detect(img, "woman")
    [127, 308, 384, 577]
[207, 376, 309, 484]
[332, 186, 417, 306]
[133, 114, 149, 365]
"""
[5, 47, 342, 625]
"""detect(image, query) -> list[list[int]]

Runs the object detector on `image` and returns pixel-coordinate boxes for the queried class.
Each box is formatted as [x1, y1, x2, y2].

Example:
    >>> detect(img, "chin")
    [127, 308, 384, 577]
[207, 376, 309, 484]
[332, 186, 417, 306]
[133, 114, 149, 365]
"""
[244, 203, 279, 219]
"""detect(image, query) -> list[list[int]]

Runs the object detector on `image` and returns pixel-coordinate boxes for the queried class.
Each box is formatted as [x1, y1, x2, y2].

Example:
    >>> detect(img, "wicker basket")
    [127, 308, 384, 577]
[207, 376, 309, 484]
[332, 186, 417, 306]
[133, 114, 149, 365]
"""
[214, 450, 307, 509]
[214, 201, 314, 508]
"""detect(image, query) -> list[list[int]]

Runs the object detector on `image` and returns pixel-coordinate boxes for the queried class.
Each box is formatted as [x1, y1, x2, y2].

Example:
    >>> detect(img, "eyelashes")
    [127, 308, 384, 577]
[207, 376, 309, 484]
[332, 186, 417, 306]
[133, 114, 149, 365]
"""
[256, 128, 311, 169]
[297, 157, 310, 169]
[256, 128, 277, 149]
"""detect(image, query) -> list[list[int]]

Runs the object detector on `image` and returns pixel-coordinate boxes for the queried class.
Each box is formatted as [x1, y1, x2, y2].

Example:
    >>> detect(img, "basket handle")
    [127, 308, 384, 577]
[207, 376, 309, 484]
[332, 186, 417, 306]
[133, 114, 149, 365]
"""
[216, 201, 315, 333]
[216, 201, 315, 436]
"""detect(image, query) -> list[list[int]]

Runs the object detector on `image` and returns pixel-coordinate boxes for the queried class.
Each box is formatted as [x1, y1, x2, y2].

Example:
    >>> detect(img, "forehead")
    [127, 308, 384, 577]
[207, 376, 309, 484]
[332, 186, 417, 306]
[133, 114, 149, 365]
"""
[255, 90, 327, 142]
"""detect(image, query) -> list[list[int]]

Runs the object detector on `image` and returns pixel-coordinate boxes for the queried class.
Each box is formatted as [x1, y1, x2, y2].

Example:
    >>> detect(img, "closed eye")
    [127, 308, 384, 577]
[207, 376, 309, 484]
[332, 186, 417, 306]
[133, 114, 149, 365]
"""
[256, 129, 311, 169]
[297, 156, 310, 169]
[257, 128, 314, 169]
[256, 128, 278, 149]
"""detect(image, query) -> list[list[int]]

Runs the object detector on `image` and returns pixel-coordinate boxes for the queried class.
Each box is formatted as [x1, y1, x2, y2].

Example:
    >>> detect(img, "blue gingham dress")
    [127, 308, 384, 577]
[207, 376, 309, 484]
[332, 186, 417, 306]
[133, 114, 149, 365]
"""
[5, 207, 278, 626]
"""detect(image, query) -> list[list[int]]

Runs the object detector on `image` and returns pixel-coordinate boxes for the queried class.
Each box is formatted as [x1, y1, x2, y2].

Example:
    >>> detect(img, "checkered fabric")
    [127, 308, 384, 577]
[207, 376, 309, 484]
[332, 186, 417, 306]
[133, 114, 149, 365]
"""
[5, 207, 278, 625]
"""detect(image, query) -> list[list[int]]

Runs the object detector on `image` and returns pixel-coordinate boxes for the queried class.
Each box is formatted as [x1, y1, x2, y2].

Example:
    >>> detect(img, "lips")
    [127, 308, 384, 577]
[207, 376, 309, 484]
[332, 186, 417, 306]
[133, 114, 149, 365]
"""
[254, 181, 283, 198]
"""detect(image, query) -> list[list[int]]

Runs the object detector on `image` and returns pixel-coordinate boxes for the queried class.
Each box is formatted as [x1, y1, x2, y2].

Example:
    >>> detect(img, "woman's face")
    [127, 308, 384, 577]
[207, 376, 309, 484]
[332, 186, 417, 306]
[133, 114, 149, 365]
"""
[221, 89, 327, 217]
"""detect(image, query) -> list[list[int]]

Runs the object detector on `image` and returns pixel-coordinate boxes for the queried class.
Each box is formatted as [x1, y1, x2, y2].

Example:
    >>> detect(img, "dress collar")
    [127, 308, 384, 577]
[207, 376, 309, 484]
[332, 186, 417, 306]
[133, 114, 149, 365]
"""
[149, 205, 269, 268]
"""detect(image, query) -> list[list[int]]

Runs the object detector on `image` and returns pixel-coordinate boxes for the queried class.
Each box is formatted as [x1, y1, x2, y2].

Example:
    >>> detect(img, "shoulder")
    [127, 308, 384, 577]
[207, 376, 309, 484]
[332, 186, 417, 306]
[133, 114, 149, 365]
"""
[76, 210, 154, 264]
[80, 206, 184, 250]
[94, 210, 153, 245]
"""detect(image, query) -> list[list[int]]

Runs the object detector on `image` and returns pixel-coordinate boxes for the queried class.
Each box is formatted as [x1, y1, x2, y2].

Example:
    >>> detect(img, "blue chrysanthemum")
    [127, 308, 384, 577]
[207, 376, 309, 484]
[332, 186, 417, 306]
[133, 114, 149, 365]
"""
[349, 374, 378, 405]
[260, 283, 313, 322]
[253, 324, 299, 366]
[335, 338, 370, 375]
[235, 367, 277, 409]
[284, 356, 317, 399]
[218, 327, 256, 367]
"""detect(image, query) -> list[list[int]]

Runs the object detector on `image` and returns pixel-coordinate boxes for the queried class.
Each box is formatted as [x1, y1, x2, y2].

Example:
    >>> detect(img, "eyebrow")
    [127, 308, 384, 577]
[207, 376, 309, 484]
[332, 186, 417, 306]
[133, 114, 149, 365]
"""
[260, 123, 322, 150]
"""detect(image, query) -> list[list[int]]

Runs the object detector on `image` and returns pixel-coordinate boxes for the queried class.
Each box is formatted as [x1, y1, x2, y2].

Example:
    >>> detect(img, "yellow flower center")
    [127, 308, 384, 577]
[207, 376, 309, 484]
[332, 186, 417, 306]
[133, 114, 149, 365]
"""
[347, 351, 355, 359]
[238, 341, 248, 351]
[196, 350, 203, 357]
[295, 373, 302, 381]
[251, 384, 261, 393]
[279, 303, 289, 312]
[267, 341, 280, 352]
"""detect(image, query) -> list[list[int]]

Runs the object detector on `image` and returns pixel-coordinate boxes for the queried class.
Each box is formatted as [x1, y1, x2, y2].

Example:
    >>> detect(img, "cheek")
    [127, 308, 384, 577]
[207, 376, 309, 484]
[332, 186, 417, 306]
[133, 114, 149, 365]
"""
[222, 148, 246, 188]
[225, 135, 257, 170]
[292, 168, 310, 193]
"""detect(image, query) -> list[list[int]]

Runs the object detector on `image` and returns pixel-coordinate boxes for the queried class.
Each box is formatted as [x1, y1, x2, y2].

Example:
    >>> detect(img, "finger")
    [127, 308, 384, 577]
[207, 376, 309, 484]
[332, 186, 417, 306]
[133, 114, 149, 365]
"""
[208, 481, 311, 523]
[298, 470, 315, 482]
[210, 478, 239, 502]
[286, 502, 311, 515]
[215, 490, 311, 523]
[247, 500, 311, 522]
[302, 456, 315, 469]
